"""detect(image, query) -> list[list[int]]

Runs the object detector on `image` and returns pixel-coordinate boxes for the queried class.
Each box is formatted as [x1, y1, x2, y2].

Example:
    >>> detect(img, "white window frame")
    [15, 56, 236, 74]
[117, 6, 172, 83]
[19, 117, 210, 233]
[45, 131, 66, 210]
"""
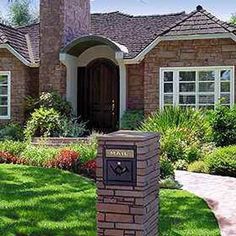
[0, 71, 11, 119]
[160, 66, 235, 109]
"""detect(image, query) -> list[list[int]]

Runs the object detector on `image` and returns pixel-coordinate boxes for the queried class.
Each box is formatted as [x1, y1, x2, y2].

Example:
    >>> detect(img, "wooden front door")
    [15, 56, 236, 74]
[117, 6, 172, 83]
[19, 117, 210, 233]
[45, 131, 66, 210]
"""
[78, 59, 119, 132]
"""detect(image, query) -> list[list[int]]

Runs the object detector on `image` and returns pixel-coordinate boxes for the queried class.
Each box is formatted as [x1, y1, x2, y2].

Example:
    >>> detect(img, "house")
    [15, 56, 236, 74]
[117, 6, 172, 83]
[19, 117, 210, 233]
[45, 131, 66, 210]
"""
[0, 1, 235, 131]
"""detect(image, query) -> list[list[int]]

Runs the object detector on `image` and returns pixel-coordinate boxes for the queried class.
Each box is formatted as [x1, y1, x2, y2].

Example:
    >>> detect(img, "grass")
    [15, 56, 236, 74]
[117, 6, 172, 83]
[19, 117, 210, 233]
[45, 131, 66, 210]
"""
[0, 164, 220, 236]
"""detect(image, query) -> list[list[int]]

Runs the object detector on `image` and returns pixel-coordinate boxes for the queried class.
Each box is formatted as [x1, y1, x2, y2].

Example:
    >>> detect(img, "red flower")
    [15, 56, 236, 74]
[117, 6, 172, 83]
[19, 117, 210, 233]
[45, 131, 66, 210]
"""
[81, 160, 96, 179]
[45, 149, 79, 171]
[0, 151, 18, 164]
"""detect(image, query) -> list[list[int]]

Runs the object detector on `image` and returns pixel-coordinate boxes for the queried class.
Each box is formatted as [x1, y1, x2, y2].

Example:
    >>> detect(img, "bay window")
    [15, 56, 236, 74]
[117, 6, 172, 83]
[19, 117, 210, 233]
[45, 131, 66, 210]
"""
[0, 72, 10, 119]
[160, 67, 234, 109]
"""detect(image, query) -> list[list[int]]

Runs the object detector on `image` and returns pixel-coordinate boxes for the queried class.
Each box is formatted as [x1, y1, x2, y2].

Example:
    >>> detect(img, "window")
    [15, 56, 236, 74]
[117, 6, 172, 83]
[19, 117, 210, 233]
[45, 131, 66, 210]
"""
[0, 72, 10, 119]
[160, 67, 234, 109]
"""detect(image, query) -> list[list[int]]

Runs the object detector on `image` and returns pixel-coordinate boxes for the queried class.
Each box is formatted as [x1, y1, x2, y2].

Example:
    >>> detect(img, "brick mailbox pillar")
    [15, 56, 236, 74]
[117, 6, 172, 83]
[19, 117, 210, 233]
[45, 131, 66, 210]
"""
[96, 130, 160, 236]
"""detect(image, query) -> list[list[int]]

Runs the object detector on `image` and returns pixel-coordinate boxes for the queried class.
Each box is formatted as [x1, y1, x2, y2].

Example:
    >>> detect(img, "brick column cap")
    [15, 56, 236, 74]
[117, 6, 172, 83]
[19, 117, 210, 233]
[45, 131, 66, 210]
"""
[97, 130, 160, 142]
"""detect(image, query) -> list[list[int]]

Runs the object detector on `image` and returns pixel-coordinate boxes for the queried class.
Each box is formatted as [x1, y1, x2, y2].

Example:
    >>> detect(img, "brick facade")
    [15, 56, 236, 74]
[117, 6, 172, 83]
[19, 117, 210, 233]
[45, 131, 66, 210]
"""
[39, 0, 90, 95]
[0, 49, 39, 124]
[97, 131, 160, 236]
[127, 63, 144, 110]
[143, 38, 236, 115]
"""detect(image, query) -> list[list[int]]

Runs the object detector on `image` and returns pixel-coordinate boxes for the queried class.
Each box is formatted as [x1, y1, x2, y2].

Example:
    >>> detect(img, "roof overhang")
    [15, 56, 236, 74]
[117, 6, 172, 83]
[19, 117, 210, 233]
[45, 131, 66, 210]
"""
[61, 35, 129, 57]
[0, 44, 39, 67]
[124, 33, 236, 64]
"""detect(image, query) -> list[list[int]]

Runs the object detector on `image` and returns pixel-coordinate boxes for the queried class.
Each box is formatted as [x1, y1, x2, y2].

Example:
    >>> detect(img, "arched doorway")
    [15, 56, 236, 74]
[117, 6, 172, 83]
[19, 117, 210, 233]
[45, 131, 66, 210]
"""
[78, 58, 120, 132]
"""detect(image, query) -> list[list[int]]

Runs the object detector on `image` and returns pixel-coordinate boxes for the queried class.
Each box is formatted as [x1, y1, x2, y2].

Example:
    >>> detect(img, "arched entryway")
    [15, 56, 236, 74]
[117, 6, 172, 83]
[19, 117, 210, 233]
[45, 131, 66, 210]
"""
[78, 58, 120, 132]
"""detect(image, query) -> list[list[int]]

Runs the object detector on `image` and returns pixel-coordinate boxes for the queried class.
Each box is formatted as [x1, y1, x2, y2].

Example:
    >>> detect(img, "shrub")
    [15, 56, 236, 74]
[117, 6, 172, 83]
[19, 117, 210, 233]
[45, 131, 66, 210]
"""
[160, 156, 175, 179]
[68, 138, 97, 164]
[25, 91, 73, 118]
[121, 110, 144, 130]
[161, 127, 202, 163]
[0, 141, 27, 156]
[174, 159, 188, 171]
[56, 117, 87, 138]
[140, 106, 211, 142]
[188, 161, 209, 174]
[47, 149, 79, 172]
[0, 151, 18, 164]
[24, 108, 61, 139]
[21, 145, 58, 166]
[80, 160, 96, 180]
[205, 145, 236, 177]
[210, 105, 236, 146]
[140, 107, 211, 164]
[160, 177, 182, 189]
[0, 123, 24, 141]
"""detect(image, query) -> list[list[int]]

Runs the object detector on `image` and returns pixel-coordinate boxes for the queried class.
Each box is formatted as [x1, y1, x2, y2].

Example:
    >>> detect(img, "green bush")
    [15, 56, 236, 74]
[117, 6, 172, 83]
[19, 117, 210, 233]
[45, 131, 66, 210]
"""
[121, 110, 144, 130]
[210, 105, 236, 146]
[160, 156, 175, 179]
[56, 117, 87, 138]
[0, 141, 27, 156]
[25, 91, 73, 118]
[160, 177, 182, 189]
[140, 106, 211, 142]
[0, 123, 24, 141]
[188, 161, 209, 173]
[21, 145, 58, 166]
[24, 108, 61, 139]
[174, 159, 188, 170]
[140, 107, 211, 164]
[205, 145, 236, 177]
[68, 138, 97, 164]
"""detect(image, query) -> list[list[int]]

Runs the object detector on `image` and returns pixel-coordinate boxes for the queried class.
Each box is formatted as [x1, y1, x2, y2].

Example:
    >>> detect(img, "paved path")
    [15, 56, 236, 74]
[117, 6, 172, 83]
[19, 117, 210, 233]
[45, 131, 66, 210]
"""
[175, 171, 236, 236]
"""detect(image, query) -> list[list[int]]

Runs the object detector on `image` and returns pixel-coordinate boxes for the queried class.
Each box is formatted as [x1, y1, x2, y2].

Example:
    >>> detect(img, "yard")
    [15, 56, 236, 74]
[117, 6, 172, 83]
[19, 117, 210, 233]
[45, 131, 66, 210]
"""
[0, 164, 220, 236]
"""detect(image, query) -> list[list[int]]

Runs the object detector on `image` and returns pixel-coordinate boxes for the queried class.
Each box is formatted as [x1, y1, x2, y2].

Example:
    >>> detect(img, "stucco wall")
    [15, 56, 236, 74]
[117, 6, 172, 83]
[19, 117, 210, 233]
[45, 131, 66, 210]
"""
[0, 49, 39, 124]
[143, 38, 236, 115]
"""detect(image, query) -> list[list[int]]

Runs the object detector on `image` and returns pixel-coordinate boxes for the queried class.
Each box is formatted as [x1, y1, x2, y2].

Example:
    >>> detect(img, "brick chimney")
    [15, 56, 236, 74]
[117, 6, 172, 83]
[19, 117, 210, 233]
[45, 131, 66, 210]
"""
[39, 0, 91, 95]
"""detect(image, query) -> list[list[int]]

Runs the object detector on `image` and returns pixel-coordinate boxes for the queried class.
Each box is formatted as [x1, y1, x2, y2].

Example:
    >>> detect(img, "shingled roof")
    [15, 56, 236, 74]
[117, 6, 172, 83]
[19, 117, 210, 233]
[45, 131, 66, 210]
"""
[161, 5, 236, 37]
[0, 5, 235, 65]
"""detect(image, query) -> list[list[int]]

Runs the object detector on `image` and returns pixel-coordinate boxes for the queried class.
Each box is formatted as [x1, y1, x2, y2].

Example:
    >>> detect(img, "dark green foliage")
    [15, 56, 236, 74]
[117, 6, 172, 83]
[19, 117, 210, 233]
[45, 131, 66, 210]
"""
[8, 0, 37, 26]
[210, 105, 236, 146]
[140, 107, 212, 176]
[230, 13, 236, 25]
[0, 140, 27, 156]
[187, 161, 209, 174]
[205, 145, 236, 177]
[0, 123, 24, 141]
[121, 110, 144, 130]
[25, 91, 73, 118]
[24, 107, 61, 139]
[160, 156, 174, 179]
[56, 117, 87, 138]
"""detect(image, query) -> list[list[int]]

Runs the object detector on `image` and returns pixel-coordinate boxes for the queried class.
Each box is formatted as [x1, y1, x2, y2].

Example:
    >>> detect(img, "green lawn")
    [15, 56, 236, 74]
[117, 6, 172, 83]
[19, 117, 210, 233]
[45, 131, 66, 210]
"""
[0, 164, 220, 236]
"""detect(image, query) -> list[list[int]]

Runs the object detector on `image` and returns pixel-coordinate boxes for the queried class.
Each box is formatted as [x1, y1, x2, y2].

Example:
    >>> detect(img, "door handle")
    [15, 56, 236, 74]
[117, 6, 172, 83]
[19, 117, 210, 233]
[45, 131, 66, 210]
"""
[112, 100, 115, 114]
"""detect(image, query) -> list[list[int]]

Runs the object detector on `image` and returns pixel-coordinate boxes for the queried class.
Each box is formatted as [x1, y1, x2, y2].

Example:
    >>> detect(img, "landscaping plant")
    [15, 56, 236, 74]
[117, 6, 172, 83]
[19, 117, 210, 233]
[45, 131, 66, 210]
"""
[121, 110, 144, 130]
[0, 123, 24, 141]
[24, 107, 61, 139]
[205, 145, 236, 177]
[210, 105, 236, 146]
[46, 149, 80, 172]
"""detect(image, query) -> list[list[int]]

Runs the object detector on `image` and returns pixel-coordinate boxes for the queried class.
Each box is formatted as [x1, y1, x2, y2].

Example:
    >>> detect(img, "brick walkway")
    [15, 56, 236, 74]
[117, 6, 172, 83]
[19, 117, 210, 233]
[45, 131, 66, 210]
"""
[175, 171, 236, 236]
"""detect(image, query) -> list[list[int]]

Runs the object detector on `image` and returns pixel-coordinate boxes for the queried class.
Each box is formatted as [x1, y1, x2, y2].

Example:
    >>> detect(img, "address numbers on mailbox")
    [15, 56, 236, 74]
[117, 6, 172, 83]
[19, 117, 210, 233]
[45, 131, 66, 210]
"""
[104, 145, 137, 186]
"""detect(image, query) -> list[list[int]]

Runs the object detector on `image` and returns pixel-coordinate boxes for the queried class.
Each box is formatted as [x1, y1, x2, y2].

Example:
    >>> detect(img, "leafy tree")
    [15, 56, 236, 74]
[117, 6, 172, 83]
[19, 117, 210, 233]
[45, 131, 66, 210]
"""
[8, 0, 37, 26]
[230, 13, 236, 25]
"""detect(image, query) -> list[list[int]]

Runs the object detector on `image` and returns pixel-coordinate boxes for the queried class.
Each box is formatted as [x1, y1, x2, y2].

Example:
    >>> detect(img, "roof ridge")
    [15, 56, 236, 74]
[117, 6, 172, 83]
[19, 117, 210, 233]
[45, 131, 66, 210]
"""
[91, 11, 186, 18]
[201, 9, 236, 33]
[159, 9, 198, 36]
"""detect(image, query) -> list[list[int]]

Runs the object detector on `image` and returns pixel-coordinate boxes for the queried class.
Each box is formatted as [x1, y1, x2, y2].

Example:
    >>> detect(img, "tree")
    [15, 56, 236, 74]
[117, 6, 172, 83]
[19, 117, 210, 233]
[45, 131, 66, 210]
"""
[8, 0, 37, 27]
[229, 13, 236, 25]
